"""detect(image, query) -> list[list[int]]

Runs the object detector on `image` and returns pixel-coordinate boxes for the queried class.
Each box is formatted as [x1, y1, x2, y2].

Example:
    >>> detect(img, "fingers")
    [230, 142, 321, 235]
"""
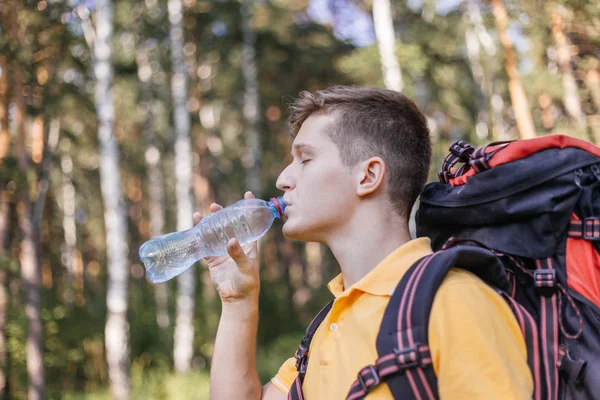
[209, 202, 223, 213]
[207, 193, 252, 215]
[192, 212, 202, 225]
[226, 238, 254, 273]
[227, 238, 244, 259]
[193, 202, 222, 226]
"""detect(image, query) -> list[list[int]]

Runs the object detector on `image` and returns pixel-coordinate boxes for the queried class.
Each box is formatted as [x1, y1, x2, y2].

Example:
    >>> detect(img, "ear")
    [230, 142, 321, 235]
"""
[356, 157, 386, 197]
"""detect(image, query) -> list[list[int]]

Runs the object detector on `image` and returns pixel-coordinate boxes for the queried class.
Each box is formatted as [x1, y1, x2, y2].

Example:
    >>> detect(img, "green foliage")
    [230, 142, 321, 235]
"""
[2, 0, 598, 397]
[62, 369, 211, 400]
[256, 332, 304, 382]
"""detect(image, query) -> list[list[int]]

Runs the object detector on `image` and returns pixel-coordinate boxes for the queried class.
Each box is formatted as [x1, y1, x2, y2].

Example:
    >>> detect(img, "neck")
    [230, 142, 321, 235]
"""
[325, 208, 412, 290]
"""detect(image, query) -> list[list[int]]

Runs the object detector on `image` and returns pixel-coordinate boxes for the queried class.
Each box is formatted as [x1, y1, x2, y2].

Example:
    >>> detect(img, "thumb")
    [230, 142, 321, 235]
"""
[227, 238, 254, 273]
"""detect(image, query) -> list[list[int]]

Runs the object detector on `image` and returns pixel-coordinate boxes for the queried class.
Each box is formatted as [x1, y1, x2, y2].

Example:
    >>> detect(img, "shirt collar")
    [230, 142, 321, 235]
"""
[327, 238, 433, 298]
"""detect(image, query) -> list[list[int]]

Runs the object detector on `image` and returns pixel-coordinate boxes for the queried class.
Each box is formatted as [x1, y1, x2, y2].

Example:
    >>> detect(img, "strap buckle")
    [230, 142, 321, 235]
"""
[438, 170, 454, 183]
[393, 344, 424, 370]
[294, 339, 309, 372]
[357, 365, 381, 394]
[583, 217, 600, 241]
[533, 269, 557, 297]
[558, 345, 588, 385]
[449, 140, 474, 160]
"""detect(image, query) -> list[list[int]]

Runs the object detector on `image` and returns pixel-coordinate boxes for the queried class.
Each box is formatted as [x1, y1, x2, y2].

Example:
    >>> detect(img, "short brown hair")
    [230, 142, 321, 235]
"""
[288, 86, 431, 218]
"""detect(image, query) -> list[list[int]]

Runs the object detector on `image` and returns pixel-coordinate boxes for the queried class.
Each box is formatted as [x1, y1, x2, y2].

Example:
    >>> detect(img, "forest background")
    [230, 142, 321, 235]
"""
[0, 0, 599, 398]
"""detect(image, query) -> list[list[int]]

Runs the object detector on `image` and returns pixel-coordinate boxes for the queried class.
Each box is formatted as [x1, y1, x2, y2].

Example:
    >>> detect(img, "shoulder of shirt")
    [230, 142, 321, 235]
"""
[428, 268, 523, 343]
[432, 267, 508, 307]
[433, 267, 510, 310]
[441, 267, 494, 288]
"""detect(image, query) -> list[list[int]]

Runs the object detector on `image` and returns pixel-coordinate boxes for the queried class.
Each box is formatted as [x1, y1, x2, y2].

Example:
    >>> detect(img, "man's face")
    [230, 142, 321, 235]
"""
[276, 114, 357, 242]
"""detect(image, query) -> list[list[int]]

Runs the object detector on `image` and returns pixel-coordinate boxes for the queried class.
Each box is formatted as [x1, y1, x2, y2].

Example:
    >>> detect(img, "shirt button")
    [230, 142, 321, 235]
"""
[329, 323, 338, 332]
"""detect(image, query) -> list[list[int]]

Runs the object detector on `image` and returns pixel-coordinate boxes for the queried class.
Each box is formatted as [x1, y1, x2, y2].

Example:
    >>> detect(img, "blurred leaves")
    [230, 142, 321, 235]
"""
[1, 0, 598, 398]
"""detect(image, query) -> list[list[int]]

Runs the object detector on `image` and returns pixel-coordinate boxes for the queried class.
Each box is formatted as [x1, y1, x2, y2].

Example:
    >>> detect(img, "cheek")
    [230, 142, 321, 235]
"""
[299, 168, 338, 200]
[307, 169, 353, 208]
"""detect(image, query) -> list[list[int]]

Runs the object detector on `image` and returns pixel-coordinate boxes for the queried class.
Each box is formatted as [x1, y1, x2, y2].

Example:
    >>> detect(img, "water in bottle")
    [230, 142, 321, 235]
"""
[139, 197, 286, 283]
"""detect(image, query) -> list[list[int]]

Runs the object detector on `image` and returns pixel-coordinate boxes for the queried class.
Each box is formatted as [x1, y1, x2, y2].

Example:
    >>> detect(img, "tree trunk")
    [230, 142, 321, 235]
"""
[145, 125, 170, 330]
[17, 192, 45, 400]
[15, 66, 46, 400]
[0, 42, 10, 400]
[60, 153, 77, 305]
[94, 1, 131, 398]
[464, 21, 485, 90]
[0, 191, 10, 399]
[304, 242, 323, 289]
[538, 91, 555, 130]
[421, 0, 436, 23]
[372, 0, 403, 92]
[551, 10, 584, 126]
[32, 119, 60, 232]
[241, 0, 262, 196]
[168, 0, 196, 373]
[0, 54, 8, 160]
[491, 0, 536, 140]
[463, 2, 489, 139]
[586, 58, 600, 110]
[463, 0, 507, 140]
[586, 59, 600, 143]
[136, 40, 170, 329]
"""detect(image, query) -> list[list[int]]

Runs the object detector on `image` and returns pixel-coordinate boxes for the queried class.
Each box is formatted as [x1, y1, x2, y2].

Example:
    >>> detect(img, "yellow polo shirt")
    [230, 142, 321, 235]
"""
[271, 238, 532, 399]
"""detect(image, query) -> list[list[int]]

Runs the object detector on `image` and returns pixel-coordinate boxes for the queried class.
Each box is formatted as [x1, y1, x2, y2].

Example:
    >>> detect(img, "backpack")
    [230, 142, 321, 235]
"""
[288, 134, 600, 400]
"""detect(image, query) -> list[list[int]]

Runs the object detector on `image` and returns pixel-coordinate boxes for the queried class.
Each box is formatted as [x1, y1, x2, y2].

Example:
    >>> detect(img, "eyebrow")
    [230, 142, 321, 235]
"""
[292, 143, 315, 155]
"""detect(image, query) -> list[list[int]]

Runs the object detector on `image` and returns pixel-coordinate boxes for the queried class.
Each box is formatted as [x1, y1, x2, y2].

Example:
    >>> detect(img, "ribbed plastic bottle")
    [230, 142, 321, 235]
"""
[139, 197, 286, 283]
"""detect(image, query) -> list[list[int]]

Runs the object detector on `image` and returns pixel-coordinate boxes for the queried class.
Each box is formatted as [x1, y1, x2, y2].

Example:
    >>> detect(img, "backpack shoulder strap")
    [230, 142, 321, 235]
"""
[288, 300, 333, 400]
[345, 246, 509, 400]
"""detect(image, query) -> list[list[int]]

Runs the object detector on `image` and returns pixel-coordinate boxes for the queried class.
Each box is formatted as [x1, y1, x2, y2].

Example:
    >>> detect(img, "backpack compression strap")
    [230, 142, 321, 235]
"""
[568, 217, 600, 240]
[345, 246, 536, 400]
[502, 252, 583, 400]
[287, 300, 333, 400]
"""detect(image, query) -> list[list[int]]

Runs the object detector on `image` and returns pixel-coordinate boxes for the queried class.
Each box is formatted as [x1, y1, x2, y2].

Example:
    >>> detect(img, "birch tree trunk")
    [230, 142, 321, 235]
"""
[60, 153, 76, 305]
[94, 1, 131, 398]
[464, 19, 485, 90]
[463, 0, 506, 140]
[463, 2, 489, 139]
[372, 0, 403, 92]
[241, 0, 262, 196]
[136, 42, 169, 329]
[551, 10, 584, 126]
[15, 65, 46, 400]
[16, 171, 45, 400]
[371, 0, 410, 232]
[491, 0, 536, 140]
[462, 0, 506, 140]
[168, 0, 196, 373]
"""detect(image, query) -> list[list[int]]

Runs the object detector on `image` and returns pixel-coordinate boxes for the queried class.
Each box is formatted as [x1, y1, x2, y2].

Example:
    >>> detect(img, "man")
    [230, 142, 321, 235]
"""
[198, 86, 532, 399]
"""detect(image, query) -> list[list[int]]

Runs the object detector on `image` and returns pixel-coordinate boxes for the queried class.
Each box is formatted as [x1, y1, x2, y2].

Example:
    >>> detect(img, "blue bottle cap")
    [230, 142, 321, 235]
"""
[270, 196, 287, 217]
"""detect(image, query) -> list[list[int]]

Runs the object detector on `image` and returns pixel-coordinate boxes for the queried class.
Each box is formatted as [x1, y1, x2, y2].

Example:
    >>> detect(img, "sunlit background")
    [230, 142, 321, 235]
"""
[0, 0, 598, 398]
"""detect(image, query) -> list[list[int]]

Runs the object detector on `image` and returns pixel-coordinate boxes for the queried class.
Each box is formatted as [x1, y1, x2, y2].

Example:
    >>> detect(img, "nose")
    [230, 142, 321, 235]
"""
[276, 164, 295, 192]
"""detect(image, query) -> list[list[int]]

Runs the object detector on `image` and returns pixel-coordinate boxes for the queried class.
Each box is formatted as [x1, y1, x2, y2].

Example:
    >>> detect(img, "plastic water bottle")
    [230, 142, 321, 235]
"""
[139, 197, 286, 283]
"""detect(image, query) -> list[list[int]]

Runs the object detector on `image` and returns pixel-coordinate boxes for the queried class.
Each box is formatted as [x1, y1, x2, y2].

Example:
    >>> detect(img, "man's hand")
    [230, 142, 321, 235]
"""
[193, 191, 260, 302]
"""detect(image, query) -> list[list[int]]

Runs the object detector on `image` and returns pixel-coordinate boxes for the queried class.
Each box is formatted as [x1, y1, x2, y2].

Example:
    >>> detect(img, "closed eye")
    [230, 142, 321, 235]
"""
[300, 159, 311, 164]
